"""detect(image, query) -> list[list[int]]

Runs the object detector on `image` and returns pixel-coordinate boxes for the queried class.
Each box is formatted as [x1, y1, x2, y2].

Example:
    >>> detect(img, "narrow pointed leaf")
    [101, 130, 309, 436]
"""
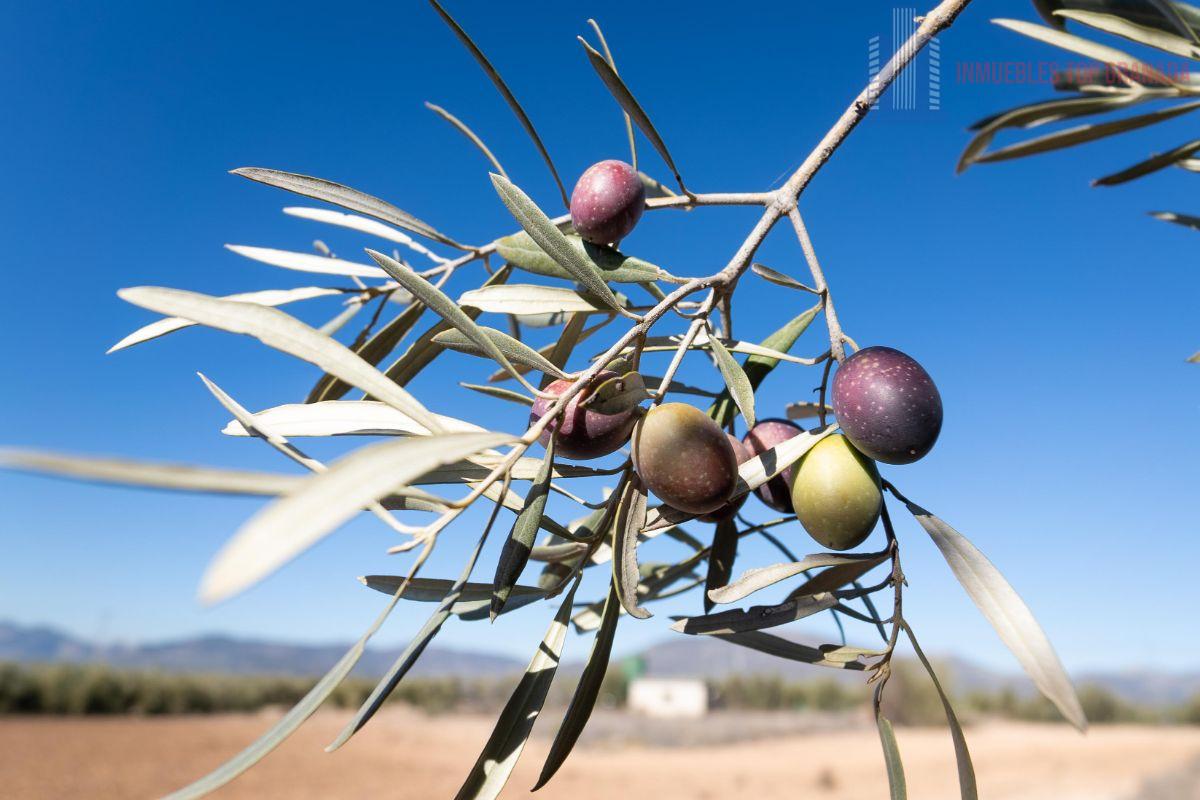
[490, 174, 625, 313]
[426, 102, 509, 178]
[582, 371, 650, 415]
[359, 577, 545, 620]
[495, 230, 670, 284]
[108, 287, 342, 354]
[1150, 210, 1200, 230]
[707, 630, 868, 670]
[225, 244, 388, 279]
[459, 284, 611, 316]
[455, 579, 580, 800]
[785, 401, 834, 421]
[578, 38, 686, 193]
[992, 18, 1174, 85]
[232, 167, 464, 248]
[588, 18, 637, 168]
[904, 623, 978, 800]
[703, 516, 739, 613]
[432, 327, 568, 378]
[707, 323, 756, 427]
[533, 580, 621, 790]
[117, 287, 442, 433]
[751, 263, 818, 293]
[973, 101, 1200, 164]
[789, 552, 891, 598]
[906, 501, 1087, 731]
[1055, 9, 1200, 58]
[428, 0, 567, 207]
[877, 713, 907, 800]
[492, 437, 555, 618]
[201, 432, 513, 604]
[222, 400, 484, 438]
[309, 300, 426, 403]
[282, 207, 440, 258]
[710, 550, 888, 605]
[1094, 138, 1200, 185]
[613, 477, 651, 619]
[461, 382, 534, 406]
[670, 592, 837, 636]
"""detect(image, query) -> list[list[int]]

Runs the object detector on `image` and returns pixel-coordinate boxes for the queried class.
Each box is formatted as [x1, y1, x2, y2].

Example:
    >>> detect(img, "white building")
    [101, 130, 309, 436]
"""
[627, 677, 708, 719]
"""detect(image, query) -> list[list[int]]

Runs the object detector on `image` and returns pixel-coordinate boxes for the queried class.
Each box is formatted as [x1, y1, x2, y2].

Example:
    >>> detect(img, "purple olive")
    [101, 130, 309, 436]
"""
[741, 418, 805, 512]
[831, 346, 942, 465]
[632, 403, 738, 515]
[530, 371, 638, 461]
[699, 433, 754, 522]
[569, 160, 646, 245]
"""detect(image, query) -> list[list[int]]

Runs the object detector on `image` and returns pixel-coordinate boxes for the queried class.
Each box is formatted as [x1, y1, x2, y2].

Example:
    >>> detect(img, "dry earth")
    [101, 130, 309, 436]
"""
[2, 709, 1199, 799]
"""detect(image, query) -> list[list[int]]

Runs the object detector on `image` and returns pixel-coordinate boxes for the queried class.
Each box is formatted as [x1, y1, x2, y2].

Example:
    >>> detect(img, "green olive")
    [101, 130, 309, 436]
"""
[790, 434, 882, 551]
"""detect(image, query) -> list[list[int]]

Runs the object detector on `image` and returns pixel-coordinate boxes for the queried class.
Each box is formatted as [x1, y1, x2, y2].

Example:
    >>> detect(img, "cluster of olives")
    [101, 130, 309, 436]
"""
[534, 161, 944, 552]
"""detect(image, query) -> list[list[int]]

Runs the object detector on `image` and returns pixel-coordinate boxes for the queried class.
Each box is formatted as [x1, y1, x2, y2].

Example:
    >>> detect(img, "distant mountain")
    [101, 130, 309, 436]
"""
[0, 621, 523, 679]
[3, 621, 1198, 706]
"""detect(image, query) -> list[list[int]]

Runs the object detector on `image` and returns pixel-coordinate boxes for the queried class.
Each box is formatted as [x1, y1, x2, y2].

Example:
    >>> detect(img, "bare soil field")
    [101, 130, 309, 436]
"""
[2, 709, 1198, 800]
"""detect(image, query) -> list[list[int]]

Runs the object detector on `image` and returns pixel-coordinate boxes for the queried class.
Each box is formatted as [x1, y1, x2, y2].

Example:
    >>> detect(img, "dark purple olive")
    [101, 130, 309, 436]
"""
[530, 371, 638, 460]
[569, 160, 645, 245]
[632, 403, 738, 515]
[741, 418, 804, 512]
[831, 346, 942, 465]
[699, 433, 754, 522]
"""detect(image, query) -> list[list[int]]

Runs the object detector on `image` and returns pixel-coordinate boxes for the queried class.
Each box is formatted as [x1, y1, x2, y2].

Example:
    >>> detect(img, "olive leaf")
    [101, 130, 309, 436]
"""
[707, 322, 757, 427]
[587, 18, 637, 169]
[785, 401, 834, 421]
[308, 300, 426, 403]
[367, 249, 532, 388]
[460, 382, 534, 406]
[992, 18, 1175, 85]
[200, 431, 514, 604]
[710, 550, 888, 605]
[282, 207, 438, 256]
[116, 287, 443, 434]
[328, 493, 504, 752]
[1055, 8, 1200, 58]
[787, 552, 891, 598]
[459, 284, 614, 316]
[582, 371, 651, 415]
[877, 712, 908, 800]
[490, 174, 627, 315]
[495, 230, 671, 284]
[904, 622, 978, 800]
[1093, 138, 1200, 185]
[359, 577, 546, 621]
[905, 501, 1087, 731]
[108, 287, 344, 355]
[706, 630, 868, 670]
[224, 244, 389, 279]
[612, 477, 651, 620]
[703, 516, 739, 613]
[222, 400, 484, 438]
[491, 436, 555, 619]
[432, 327, 568, 379]
[0, 448, 301, 497]
[231, 167, 465, 248]
[454, 578, 581, 800]
[425, 102, 509, 178]
[533, 579, 621, 790]
[1150, 210, 1200, 230]
[751, 262, 818, 293]
[427, 0, 568, 207]
[578, 37, 687, 194]
[670, 591, 837, 636]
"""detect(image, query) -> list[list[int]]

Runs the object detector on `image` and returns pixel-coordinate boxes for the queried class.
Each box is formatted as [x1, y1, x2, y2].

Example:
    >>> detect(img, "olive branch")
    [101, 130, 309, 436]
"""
[0, 2, 1091, 799]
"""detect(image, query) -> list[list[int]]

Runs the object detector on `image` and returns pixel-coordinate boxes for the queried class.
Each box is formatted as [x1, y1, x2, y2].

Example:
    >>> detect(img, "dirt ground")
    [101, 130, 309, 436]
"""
[2, 709, 1199, 800]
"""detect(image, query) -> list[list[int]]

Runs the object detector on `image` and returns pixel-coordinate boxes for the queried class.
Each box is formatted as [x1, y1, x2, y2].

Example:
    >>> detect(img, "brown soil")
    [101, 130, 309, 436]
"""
[1, 710, 1198, 799]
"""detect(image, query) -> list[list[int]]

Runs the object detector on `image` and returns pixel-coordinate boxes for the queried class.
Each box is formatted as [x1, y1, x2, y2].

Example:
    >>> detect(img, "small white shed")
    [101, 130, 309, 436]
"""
[627, 677, 708, 719]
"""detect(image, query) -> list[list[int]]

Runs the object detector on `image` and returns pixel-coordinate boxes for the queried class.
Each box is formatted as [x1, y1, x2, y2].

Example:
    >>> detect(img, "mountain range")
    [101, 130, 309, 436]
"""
[3, 620, 1198, 706]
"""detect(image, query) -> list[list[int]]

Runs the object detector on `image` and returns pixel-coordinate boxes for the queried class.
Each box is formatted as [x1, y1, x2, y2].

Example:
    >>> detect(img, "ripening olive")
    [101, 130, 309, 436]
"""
[569, 160, 646, 245]
[632, 403, 738, 515]
[742, 418, 804, 512]
[790, 434, 882, 551]
[529, 371, 638, 460]
[698, 433, 754, 522]
[831, 345, 942, 465]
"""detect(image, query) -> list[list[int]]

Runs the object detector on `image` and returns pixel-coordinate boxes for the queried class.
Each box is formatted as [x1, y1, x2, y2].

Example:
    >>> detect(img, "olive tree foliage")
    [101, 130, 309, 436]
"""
[1, 1, 1087, 798]
[960, 0, 1200, 362]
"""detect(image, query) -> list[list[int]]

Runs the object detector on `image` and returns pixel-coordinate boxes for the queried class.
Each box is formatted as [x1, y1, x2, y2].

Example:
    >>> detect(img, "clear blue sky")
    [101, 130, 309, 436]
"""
[1, 0, 1196, 677]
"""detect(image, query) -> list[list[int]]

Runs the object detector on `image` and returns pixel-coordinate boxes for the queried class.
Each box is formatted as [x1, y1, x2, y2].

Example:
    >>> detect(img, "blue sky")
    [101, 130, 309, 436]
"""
[1, 0, 1196, 678]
